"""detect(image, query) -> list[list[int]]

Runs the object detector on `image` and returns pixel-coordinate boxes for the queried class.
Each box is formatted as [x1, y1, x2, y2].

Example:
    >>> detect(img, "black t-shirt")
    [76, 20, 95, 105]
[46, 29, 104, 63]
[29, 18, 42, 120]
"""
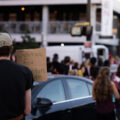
[0, 60, 33, 118]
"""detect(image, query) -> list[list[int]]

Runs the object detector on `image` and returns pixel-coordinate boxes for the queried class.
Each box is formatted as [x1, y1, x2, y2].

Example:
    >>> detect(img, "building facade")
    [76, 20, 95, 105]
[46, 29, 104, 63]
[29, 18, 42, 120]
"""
[0, 0, 120, 54]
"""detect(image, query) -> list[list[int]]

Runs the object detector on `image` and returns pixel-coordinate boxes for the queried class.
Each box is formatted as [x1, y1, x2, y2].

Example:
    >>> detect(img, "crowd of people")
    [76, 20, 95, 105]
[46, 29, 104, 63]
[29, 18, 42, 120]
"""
[47, 53, 120, 80]
[47, 53, 120, 120]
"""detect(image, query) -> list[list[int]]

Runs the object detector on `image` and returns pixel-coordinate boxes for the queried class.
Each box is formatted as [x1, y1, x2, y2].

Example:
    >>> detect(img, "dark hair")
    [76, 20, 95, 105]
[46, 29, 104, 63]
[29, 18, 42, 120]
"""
[93, 67, 112, 101]
[116, 64, 120, 78]
[52, 53, 59, 62]
[53, 53, 58, 58]
[90, 57, 96, 65]
[0, 46, 11, 57]
[103, 60, 110, 67]
[64, 56, 70, 63]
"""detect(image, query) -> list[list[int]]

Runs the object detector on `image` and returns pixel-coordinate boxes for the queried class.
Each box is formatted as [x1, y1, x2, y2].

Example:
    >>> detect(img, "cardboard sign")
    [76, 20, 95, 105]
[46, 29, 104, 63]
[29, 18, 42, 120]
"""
[16, 48, 47, 82]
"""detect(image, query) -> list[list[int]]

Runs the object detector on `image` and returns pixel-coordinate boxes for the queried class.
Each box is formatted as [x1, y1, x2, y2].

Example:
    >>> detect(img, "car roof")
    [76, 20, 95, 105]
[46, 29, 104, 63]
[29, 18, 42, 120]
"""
[33, 75, 93, 86]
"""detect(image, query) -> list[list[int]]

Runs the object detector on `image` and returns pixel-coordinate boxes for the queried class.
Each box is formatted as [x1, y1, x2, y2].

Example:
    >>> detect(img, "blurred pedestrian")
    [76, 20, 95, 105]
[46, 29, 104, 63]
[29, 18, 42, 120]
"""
[113, 64, 120, 120]
[84, 59, 91, 78]
[84, 57, 99, 80]
[72, 62, 79, 75]
[97, 56, 103, 68]
[103, 59, 110, 67]
[52, 53, 60, 74]
[90, 57, 99, 80]
[0, 33, 33, 120]
[61, 56, 71, 75]
[92, 67, 120, 120]
[47, 57, 52, 72]
[77, 63, 85, 77]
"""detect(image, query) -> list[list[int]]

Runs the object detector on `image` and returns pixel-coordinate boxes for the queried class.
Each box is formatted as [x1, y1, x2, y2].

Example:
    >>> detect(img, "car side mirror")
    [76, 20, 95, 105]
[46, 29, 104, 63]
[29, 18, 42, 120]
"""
[32, 97, 52, 115]
[37, 97, 52, 107]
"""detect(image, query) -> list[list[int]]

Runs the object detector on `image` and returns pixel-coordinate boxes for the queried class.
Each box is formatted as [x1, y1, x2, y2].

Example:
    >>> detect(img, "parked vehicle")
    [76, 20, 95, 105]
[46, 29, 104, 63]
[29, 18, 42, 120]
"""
[46, 45, 109, 64]
[26, 75, 96, 120]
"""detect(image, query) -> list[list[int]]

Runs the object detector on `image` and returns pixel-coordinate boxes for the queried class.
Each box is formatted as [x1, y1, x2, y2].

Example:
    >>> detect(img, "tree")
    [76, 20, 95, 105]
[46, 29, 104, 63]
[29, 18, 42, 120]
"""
[14, 32, 40, 51]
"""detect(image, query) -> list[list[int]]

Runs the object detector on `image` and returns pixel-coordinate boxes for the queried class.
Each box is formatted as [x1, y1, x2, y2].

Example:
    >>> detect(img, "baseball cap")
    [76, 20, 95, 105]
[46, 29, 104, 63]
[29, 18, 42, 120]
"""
[0, 33, 13, 47]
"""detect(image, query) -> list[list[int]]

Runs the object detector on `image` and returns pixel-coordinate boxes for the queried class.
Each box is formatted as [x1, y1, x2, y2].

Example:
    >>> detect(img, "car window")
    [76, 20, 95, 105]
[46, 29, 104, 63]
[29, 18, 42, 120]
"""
[36, 80, 65, 103]
[87, 83, 92, 95]
[66, 79, 90, 99]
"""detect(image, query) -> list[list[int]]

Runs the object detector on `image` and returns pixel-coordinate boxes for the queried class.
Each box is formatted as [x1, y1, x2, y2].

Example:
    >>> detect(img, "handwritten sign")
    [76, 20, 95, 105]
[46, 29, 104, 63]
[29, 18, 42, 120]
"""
[16, 48, 47, 82]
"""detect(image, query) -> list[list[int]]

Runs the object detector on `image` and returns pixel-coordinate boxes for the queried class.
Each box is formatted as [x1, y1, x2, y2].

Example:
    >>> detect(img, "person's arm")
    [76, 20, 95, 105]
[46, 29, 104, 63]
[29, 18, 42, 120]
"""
[111, 81, 120, 100]
[92, 82, 96, 100]
[24, 88, 31, 115]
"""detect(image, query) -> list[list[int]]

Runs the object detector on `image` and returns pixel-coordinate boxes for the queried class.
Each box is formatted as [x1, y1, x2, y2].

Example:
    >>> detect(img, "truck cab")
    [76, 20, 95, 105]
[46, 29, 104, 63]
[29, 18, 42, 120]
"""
[46, 45, 109, 64]
[92, 45, 109, 61]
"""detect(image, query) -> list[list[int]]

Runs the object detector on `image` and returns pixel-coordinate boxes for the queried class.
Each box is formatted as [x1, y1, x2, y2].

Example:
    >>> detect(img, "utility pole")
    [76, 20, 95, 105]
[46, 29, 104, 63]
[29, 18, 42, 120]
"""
[87, 0, 91, 25]
[86, 0, 95, 57]
[86, 0, 92, 42]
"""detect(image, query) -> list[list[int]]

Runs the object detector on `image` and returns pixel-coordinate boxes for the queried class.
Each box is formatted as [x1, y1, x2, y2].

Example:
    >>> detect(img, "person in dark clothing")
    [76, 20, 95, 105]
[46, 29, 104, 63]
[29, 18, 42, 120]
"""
[97, 56, 103, 68]
[52, 53, 60, 74]
[90, 57, 99, 80]
[103, 60, 110, 67]
[84, 57, 99, 80]
[0, 33, 33, 120]
[47, 57, 51, 72]
[61, 56, 71, 75]
[92, 67, 120, 120]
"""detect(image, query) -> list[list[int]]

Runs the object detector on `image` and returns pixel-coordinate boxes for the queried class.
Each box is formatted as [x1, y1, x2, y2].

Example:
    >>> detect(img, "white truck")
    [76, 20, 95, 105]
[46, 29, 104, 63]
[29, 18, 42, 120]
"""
[46, 45, 109, 64]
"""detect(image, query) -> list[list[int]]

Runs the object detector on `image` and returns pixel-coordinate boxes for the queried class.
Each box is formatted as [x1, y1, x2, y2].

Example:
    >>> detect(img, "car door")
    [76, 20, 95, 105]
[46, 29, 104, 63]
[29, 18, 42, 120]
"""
[28, 79, 72, 120]
[64, 78, 96, 120]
